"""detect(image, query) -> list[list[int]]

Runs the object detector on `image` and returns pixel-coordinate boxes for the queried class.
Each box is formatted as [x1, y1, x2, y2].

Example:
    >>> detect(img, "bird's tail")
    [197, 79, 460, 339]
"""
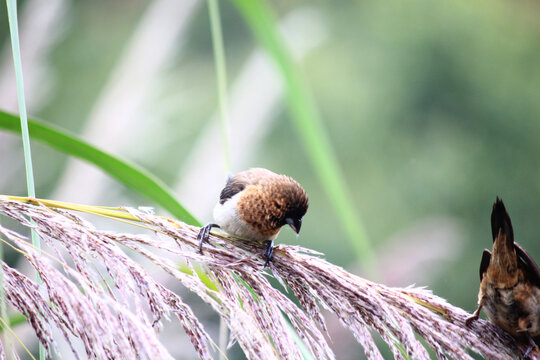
[491, 197, 514, 244]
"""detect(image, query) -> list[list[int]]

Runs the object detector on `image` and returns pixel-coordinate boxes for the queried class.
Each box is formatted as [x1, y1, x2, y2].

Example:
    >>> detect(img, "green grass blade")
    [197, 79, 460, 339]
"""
[231, 0, 374, 265]
[207, 2, 231, 356]
[208, 0, 231, 175]
[6, 0, 44, 358]
[6, 0, 35, 200]
[0, 111, 200, 226]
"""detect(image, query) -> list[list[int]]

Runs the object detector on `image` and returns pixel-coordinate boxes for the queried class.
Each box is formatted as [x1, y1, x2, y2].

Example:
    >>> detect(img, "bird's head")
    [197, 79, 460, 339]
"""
[273, 177, 308, 235]
[282, 198, 307, 234]
[230, 168, 309, 239]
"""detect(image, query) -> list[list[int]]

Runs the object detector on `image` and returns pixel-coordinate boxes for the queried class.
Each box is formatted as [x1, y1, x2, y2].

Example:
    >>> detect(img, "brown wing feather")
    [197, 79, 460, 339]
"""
[219, 180, 245, 204]
[479, 249, 491, 281]
[515, 242, 540, 288]
[219, 168, 278, 204]
[491, 198, 514, 242]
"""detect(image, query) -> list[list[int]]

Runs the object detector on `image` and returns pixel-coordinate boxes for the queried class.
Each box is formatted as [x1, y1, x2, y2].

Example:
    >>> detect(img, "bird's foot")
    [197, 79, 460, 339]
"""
[263, 240, 274, 268]
[197, 223, 220, 253]
[465, 314, 478, 327]
[465, 304, 482, 326]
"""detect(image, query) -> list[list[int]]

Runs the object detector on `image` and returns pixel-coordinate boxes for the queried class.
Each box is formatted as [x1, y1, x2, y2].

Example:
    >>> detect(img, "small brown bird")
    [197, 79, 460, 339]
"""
[197, 168, 309, 266]
[467, 198, 540, 356]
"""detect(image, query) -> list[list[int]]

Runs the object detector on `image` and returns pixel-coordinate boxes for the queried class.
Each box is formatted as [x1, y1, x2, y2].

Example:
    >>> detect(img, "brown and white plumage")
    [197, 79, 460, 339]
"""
[198, 168, 309, 266]
[467, 198, 540, 356]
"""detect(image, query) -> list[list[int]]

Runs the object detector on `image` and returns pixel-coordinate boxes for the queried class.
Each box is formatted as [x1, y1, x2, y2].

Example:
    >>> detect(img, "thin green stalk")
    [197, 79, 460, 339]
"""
[6, 0, 45, 358]
[285, 321, 314, 360]
[208, 0, 231, 175]
[208, 0, 230, 355]
[6, 0, 35, 199]
[231, 0, 375, 268]
[218, 319, 228, 360]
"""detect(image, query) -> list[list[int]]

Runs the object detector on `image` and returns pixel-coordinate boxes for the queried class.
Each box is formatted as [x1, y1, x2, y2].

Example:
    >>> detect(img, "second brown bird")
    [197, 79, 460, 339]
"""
[468, 198, 540, 354]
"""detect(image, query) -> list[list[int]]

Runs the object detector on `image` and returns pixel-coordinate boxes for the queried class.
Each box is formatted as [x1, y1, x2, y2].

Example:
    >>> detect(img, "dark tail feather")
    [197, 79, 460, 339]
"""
[491, 197, 514, 243]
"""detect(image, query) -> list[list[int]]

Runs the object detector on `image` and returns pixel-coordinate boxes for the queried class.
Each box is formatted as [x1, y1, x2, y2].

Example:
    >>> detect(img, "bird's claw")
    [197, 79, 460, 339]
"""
[263, 240, 274, 268]
[465, 304, 482, 326]
[197, 223, 219, 253]
[465, 314, 478, 327]
[198, 225, 275, 267]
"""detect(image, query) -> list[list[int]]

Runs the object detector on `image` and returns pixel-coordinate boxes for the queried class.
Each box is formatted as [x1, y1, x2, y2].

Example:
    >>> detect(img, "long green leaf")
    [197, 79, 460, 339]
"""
[231, 0, 375, 265]
[0, 111, 200, 226]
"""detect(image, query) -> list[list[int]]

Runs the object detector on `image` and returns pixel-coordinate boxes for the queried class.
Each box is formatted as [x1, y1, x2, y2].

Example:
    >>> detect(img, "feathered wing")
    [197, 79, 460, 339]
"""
[515, 242, 540, 288]
[479, 249, 491, 281]
[219, 168, 277, 204]
[488, 198, 540, 286]
[491, 197, 514, 242]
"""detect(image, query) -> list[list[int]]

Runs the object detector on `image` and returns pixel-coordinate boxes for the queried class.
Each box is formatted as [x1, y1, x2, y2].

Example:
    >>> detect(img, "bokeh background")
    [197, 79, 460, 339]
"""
[1, 0, 540, 358]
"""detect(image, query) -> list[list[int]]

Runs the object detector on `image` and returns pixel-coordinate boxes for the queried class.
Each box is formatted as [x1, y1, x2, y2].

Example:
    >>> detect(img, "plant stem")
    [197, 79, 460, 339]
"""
[208, 0, 231, 355]
[6, 0, 45, 358]
[208, 0, 231, 176]
[231, 0, 375, 268]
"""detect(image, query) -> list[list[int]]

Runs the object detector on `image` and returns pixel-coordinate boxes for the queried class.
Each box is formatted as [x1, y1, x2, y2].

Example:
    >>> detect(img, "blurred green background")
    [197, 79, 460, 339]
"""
[1, 0, 540, 358]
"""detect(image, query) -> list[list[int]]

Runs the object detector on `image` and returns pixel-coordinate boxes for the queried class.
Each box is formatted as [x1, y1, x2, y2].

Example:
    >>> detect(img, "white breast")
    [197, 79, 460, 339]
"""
[213, 194, 278, 241]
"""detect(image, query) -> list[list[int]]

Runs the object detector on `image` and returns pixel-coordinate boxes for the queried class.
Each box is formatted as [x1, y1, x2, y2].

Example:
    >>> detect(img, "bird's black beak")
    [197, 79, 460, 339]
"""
[285, 217, 302, 234]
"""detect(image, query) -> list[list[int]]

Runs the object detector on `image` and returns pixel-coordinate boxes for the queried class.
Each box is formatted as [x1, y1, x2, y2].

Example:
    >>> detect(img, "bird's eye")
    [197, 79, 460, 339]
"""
[274, 201, 281, 209]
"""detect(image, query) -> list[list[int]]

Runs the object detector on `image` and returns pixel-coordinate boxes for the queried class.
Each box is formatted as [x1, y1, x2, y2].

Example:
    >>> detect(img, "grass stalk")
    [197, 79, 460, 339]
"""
[0, 197, 527, 359]
[208, 0, 231, 175]
[5, 1, 44, 358]
[5, 1, 35, 200]
[208, 0, 232, 356]
[231, 0, 375, 268]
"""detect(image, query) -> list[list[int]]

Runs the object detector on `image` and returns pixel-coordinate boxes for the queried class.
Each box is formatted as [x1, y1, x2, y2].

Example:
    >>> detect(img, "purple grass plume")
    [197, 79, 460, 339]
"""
[0, 198, 534, 359]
